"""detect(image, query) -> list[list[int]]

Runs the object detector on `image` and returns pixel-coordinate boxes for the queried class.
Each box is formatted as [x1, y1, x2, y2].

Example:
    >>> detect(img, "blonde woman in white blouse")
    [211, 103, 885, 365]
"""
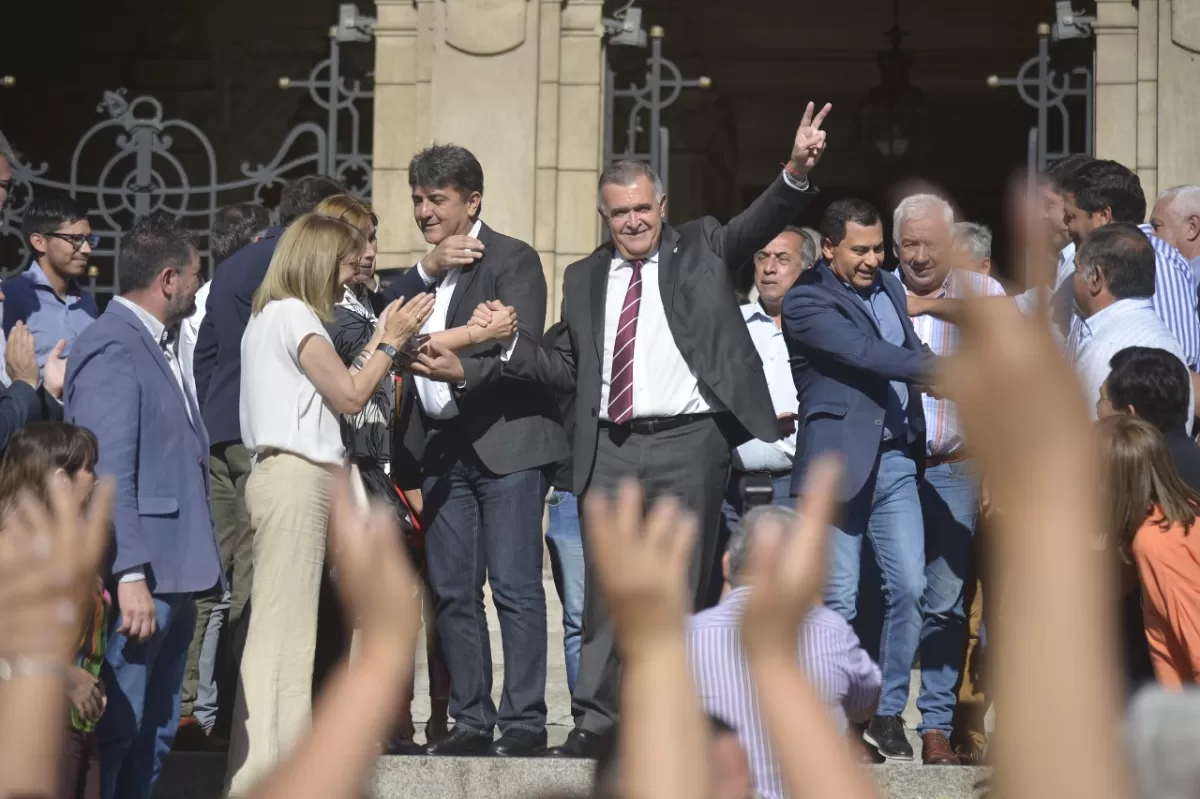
[225, 213, 433, 795]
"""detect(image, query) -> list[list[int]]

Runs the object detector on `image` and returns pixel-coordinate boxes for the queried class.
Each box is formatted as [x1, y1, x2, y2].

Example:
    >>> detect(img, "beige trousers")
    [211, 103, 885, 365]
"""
[225, 453, 332, 796]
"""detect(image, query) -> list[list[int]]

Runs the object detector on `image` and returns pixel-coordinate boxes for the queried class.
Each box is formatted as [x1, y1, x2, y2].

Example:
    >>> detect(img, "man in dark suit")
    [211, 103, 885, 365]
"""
[782, 198, 937, 761]
[65, 213, 222, 799]
[391, 144, 568, 757]
[484, 103, 829, 757]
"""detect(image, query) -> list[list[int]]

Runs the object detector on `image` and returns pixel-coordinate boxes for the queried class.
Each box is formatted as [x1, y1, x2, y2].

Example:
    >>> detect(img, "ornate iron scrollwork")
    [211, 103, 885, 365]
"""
[0, 3, 376, 299]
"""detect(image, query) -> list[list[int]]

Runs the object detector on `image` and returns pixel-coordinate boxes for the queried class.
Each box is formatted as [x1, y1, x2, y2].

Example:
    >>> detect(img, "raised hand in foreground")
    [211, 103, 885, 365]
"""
[247, 469, 420, 799]
[583, 482, 708, 799]
[0, 476, 114, 799]
[937, 196, 1130, 799]
[739, 457, 879, 799]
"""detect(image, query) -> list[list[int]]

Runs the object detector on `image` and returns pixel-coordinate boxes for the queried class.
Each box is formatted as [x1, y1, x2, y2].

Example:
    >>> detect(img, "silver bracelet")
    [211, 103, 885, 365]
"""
[0, 656, 69, 681]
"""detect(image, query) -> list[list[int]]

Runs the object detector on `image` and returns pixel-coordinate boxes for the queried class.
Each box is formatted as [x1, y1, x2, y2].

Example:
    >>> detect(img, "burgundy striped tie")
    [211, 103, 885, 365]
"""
[607, 259, 643, 424]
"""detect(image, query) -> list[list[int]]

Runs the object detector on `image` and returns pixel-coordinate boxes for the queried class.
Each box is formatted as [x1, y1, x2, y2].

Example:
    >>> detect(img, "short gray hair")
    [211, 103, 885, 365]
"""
[781, 225, 819, 270]
[727, 504, 797, 584]
[953, 222, 992, 262]
[1157, 184, 1200, 215]
[893, 193, 954, 244]
[597, 160, 665, 213]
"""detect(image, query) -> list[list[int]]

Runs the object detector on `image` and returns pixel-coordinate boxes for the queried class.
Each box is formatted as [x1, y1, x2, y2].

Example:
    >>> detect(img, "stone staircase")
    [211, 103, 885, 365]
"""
[155, 573, 991, 798]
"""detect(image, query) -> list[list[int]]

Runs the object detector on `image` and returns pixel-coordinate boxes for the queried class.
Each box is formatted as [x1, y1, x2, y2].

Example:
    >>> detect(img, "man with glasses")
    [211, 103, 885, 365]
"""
[1, 194, 100, 372]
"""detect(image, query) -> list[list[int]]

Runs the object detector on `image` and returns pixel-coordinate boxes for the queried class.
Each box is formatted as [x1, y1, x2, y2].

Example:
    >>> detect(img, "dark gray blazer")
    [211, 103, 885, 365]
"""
[503, 175, 817, 495]
[391, 223, 569, 488]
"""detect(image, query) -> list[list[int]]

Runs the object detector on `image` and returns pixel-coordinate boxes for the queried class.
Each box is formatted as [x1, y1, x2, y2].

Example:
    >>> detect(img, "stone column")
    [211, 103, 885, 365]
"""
[1156, 0, 1200, 188]
[372, 1, 422, 270]
[372, 0, 606, 313]
[1093, 1, 1141, 173]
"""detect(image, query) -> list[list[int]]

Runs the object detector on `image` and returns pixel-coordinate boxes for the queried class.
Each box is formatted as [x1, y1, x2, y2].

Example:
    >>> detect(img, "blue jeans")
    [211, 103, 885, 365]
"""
[99, 592, 195, 799]
[916, 460, 980, 733]
[824, 449, 924, 718]
[422, 458, 548, 734]
[546, 490, 585, 695]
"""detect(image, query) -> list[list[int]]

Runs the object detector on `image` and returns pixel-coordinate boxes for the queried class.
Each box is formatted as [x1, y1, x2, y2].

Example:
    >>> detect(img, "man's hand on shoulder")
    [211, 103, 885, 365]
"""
[423, 235, 484, 279]
[786, 101, 832, 179]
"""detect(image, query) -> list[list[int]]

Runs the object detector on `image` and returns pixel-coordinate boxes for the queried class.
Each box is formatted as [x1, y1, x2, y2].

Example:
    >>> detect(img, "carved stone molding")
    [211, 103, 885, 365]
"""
[1173, 0, 1200, 53]
[445, 0, 528, 55]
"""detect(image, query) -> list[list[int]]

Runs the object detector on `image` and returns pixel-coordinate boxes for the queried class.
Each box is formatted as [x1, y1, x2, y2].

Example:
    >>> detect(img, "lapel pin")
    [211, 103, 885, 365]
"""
[673, 246, 679, 253]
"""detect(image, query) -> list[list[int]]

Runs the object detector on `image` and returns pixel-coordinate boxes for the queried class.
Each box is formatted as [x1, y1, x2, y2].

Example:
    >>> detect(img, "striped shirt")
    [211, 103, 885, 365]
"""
[686, 587, 881, 799]
[1067, 225, 1200, 369]
[907, 270, 1007, 457]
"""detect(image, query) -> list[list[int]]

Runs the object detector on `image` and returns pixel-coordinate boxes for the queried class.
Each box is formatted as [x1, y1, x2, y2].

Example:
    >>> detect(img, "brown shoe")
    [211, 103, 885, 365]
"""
[921, 731, 961, 765]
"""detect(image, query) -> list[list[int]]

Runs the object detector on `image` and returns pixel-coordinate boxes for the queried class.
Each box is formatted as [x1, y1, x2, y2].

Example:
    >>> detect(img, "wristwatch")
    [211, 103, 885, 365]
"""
[377, 342, 398, 360]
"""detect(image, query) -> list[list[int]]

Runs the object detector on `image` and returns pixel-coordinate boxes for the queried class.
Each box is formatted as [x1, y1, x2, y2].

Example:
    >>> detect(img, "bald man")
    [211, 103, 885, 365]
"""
[1150, 185, 1200, 280]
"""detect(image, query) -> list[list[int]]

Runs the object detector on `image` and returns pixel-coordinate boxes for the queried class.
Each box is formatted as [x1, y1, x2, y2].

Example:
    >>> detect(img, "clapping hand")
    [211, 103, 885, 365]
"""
[5, 322, 38, 388]
[0, 476, 115, 663]
[378, 294, 436, 349]
[740, 456, 842, 660]
[788, 102, 832, 178]
[42, 339, 67, 399]
[467, 300, 519, 344]
[583, 481, 697, 654]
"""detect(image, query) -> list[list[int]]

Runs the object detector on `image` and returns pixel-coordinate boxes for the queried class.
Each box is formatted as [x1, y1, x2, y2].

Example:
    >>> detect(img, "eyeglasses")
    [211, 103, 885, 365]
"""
[45, 232, 100, 250]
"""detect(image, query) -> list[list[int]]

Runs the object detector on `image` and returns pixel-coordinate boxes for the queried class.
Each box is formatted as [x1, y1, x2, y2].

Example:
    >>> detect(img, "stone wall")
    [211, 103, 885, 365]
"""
[372, 0, 606, 323]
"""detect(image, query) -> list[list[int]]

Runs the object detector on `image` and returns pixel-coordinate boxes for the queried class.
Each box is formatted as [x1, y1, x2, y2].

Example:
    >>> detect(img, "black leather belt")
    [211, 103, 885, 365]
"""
[734, 467, 792, 479]
[600, 413, 713, 436]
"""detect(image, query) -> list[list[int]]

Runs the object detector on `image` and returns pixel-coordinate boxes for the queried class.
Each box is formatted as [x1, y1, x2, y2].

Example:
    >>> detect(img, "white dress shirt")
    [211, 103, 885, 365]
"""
[599, 250, 723, 420]
[731, 303, 796, 472]
[1073, 297, 1194, 432]
[178, 280, 210, 403]
[111, 296, 196, 583]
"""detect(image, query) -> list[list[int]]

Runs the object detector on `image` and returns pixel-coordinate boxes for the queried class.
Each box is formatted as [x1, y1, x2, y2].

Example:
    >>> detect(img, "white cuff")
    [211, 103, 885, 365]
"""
[119, 569, 146, 583]
[780, 170, 810, 191]
[416, 263, 436, 285]
[500, 331, 519, 362]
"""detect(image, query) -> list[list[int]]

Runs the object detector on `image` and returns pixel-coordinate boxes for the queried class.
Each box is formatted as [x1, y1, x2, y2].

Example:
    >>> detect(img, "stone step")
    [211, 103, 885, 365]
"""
[155, 753, 990, 799]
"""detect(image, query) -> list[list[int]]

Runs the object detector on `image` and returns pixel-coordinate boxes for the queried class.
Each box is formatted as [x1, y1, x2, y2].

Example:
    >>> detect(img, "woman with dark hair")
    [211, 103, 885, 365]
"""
[0, 421, 106, 799]
[1099, 414, 1200, 686]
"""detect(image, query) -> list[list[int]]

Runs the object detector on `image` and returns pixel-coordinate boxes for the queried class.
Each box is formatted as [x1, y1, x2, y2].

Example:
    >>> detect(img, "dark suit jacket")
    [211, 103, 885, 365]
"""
[1166, 429, 1200, 492]
[389, 223, 568, 487]
[504, 174, 814, 495]
[193, 227, 284, 445]
[782, 261, 934, 500]
[0, 380, 63, 455]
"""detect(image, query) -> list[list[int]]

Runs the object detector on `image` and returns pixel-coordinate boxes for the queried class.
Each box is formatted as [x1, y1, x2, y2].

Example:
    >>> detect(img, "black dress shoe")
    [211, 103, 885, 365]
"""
[385, 738, 427, 756]
[863, 714, 914, 761]
[543, 728, 604, 759]
[423, 726, 492, 756]
[490, 728, 548, 757]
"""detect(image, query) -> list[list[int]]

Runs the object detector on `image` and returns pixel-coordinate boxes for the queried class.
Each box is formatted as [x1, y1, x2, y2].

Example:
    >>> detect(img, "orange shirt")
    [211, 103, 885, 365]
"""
[1132, 510, 1200, 686]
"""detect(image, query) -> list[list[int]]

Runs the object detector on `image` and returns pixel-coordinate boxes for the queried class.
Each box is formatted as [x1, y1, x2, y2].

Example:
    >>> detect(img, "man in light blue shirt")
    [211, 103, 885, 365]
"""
[1, 194, 99, 372]
[722, 226, 815, 534]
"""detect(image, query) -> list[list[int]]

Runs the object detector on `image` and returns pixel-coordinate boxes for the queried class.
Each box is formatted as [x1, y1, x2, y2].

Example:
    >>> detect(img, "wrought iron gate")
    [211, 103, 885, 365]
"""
[0, 3, 376, 299]
[601, 5, 708, 200]
[987, 19, 1094, 174]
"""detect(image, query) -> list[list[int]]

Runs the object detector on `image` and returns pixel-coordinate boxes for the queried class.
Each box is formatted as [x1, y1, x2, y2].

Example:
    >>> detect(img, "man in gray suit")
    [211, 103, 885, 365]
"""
[502, 102, 831, 757]
[66, 212, 222, 799]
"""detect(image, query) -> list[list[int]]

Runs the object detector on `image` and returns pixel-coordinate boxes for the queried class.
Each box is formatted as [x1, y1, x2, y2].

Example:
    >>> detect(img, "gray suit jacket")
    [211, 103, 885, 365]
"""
[504, 175, 817, 494]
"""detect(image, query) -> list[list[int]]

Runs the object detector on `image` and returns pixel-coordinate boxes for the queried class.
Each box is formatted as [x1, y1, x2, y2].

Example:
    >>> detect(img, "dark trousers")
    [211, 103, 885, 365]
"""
[572, 415, 731, 736]
[422, 452, 549, 735]
[180, 442, 253, 733]
[60, 728, 100, 799]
